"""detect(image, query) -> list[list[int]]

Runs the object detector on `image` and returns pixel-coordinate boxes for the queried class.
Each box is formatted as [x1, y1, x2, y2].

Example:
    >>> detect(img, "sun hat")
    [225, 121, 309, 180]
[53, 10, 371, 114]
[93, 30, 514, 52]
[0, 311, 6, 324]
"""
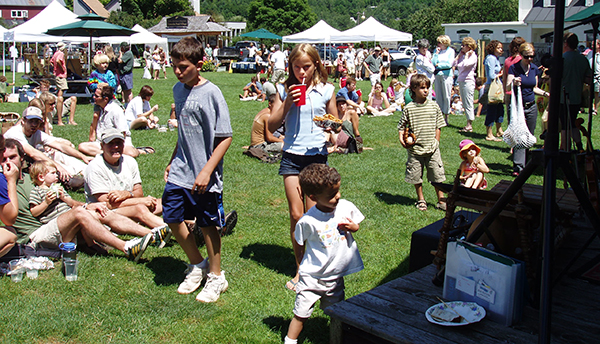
[57, 42, 66, 50]
[23, 106, 43, 120]
[459, 139, 480, 159]
[336, 95, 347, 103]
[374, 46, 381, 51]
[100, 128, 125, 143]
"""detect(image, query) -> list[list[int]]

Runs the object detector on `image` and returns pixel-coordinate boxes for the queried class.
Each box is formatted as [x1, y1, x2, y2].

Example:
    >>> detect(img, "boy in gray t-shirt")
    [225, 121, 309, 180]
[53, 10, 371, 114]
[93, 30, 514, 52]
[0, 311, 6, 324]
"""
[162, 37, 234, 303]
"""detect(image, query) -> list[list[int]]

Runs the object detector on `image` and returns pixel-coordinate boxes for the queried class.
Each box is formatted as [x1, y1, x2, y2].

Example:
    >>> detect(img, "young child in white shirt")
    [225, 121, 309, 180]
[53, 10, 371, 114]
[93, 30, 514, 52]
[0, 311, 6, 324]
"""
[284, 163, 364, 344]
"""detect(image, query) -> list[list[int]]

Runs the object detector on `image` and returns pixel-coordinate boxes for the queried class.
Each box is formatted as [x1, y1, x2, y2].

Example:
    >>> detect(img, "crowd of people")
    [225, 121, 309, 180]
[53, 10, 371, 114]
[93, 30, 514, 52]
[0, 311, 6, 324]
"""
[1, 31, 597, 343]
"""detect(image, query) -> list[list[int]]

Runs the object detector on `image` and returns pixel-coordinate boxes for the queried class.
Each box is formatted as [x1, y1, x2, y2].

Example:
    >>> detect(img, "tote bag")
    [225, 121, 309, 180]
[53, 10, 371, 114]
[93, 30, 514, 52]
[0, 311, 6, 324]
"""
[487, 77, 504, 104]
[503, 85, 537, 149]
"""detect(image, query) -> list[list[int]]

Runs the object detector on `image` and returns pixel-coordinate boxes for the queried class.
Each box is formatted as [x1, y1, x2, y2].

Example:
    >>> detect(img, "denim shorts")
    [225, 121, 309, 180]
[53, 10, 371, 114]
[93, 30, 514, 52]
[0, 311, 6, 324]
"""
[278, 152, 327, 176]
[120, 72, 134, 91]
[162, 182, 225, 228]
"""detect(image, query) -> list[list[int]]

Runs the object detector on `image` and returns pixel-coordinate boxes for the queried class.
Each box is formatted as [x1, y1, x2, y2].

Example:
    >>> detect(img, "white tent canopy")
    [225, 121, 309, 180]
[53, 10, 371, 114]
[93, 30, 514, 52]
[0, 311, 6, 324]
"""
[8, 0, 85, 43]
[283, 20, 351, 43]
[333, 17, 412, 43]
[104, 24, 168, 47]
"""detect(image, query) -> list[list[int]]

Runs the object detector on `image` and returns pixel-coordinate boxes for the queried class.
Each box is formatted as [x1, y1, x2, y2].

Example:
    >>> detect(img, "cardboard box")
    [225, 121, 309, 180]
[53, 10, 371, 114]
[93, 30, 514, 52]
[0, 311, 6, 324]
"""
[444, 240, 526, 326]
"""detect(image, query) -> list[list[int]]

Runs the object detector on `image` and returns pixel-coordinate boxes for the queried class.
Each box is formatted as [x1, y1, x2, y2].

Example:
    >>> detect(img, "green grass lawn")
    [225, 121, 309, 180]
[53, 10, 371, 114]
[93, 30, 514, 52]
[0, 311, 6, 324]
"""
[0, 67, 593, 343]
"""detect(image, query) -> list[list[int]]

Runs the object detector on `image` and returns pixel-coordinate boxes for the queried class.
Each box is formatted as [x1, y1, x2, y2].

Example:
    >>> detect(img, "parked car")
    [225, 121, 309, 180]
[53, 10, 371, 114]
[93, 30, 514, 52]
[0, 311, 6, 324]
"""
[317, 46, 339, 61]
[389, 57, 413, 76]
[396, 45, 418, 59]
[216, 40, 260, 61]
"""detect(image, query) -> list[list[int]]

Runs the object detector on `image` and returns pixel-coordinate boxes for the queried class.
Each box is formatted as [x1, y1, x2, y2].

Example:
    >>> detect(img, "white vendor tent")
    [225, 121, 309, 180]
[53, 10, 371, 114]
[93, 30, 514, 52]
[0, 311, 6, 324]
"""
[333, 17, 412, 43]
[105, 24, 168, 47]
[9, 0, 84, 42]
[283, 20, 351, 43]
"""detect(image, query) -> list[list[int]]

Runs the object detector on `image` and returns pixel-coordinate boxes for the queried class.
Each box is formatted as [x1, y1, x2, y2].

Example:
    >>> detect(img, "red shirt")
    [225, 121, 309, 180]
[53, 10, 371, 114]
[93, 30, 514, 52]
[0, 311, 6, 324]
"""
[51, 50, 67, 78]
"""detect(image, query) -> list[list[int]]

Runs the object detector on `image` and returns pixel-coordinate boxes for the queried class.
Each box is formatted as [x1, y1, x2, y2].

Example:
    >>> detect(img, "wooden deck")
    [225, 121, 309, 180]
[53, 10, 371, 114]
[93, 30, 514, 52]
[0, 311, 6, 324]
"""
[325, 219, 600, 343]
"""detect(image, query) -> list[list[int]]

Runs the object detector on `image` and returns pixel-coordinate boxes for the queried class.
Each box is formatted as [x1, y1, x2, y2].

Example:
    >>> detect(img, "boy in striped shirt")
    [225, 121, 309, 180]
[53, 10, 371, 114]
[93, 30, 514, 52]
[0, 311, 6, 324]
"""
[398, 74, 447, 211]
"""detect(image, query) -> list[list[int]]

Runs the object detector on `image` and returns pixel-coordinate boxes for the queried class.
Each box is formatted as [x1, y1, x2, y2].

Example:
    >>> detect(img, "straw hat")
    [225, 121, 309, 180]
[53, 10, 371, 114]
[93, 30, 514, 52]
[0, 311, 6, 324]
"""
[459, 139, 480, 159]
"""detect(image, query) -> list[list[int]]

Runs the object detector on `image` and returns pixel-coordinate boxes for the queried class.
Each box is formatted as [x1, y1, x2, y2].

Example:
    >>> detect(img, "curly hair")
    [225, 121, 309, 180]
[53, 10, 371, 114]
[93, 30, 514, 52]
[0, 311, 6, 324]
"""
[508, 37, 526, 56]
[299, 164, 341, 197]
[485, 40, 502, 55]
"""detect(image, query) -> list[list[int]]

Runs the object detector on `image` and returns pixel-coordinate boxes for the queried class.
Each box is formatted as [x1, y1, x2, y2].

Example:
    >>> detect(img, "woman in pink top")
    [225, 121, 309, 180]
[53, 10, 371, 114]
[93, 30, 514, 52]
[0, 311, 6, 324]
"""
[502, 37, 526, 129]
[453, 37, 478, 132]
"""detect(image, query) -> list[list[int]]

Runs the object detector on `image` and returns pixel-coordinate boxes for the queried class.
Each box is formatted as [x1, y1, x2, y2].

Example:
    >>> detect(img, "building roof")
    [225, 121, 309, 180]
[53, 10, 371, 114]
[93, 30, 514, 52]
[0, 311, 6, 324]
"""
[0, 0, 65, 6]
[524, 0, 589, 23]
[77, 0, 110, 18]
[148, 15, 230, 35]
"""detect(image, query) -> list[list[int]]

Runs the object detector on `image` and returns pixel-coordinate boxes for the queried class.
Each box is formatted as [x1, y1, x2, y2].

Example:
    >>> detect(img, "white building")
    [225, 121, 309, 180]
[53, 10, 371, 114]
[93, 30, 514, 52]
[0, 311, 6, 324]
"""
[443, 0, 599, 44]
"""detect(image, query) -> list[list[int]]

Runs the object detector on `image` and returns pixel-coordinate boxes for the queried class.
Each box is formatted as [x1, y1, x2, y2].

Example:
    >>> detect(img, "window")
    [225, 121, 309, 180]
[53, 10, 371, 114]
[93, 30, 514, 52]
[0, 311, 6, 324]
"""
[480, 29, 493, 41]
[11, 10, 28, 19]
[457, 29, 470, 40]
[504, 29, 518, 42]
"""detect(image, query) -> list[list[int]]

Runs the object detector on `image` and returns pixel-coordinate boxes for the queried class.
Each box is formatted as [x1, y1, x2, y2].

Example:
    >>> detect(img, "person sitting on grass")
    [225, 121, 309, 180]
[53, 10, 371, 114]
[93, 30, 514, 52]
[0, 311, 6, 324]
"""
[249, 94, 284, 154]
[458, 139, 489, 189]
[366, 81, 396, 116]
[125, 85, 160, 130]
[336, 77, 366, 116]
[0, 134, 19, 258]
[326, 96, 363, 154]
[284, 163, 364, 344]
[38, 85, 78, 133]
[239, 75, 262, 101]
[4, 139, 155, 261]
[398, 74, 447, 211]
[84, 129, 170, 245]
[78, 86, 153, 158]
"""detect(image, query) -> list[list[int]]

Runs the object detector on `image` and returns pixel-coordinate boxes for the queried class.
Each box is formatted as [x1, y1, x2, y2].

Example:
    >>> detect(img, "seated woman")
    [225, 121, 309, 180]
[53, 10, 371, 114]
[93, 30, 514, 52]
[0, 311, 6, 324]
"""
[326, 96, 363, 154]
[367, 81, 396, 116]
[124, 85, 159, 130]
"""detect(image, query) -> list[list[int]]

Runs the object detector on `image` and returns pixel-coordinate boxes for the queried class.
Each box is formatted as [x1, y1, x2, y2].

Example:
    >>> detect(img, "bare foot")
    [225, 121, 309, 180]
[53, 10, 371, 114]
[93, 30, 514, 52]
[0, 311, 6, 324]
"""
[57, 123, 65, 126]
[69, 121, 78, 125]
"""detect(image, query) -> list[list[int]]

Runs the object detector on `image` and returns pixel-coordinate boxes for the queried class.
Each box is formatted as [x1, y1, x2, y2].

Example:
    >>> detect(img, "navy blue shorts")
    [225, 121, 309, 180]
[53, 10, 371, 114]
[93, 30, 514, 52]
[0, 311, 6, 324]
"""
[278, 152, 327, 176]
[120, 72, 134, 91]
[162, 182, 225, 228]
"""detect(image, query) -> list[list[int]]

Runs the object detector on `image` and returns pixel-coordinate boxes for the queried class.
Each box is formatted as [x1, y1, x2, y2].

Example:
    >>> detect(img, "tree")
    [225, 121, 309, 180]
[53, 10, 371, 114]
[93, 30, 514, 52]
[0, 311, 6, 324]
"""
[108, 0, 194, 29]
[248, 0, 317, 36]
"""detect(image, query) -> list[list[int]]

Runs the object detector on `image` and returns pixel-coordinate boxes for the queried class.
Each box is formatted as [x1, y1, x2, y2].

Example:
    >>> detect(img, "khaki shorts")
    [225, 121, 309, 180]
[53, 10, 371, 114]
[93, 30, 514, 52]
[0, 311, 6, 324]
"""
[29, 217, 62, 249]
[293, 274, 345, 318]
[55, 77, 68, 91]
[405, 147, 446, 185]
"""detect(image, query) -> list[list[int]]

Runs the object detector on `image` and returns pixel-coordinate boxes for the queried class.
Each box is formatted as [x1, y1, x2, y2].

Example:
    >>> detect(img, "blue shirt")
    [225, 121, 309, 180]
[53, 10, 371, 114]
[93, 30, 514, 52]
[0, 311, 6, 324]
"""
[278, 83, 334, 155]
[0, 174, 10, 207]
[484, 54, 502, 85]
[336, 87, 359, 103]
[509, 62, 540, 103]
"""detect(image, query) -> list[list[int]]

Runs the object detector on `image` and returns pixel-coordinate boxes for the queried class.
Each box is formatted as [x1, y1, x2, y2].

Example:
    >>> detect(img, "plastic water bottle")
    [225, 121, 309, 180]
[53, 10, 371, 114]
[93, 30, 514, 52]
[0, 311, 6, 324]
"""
[59, 242, 77, 261]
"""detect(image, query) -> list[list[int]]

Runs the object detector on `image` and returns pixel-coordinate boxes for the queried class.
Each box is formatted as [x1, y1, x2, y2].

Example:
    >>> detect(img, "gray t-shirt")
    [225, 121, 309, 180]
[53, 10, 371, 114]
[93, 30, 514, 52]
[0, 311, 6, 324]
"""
[169, 81, 232, 192]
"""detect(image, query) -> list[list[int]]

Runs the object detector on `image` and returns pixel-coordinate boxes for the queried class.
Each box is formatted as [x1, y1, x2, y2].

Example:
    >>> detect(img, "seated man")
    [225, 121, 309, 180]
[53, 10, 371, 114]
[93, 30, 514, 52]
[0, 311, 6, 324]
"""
[4, 106, 92, 183]
[239, 76, 262, 101]
[84, 130, 168, 239]
[336, 77, 366, 116]
[78, 86, 142, 158]
[250, 94, 284, 154]
[0, 134, 19, 258]
[3, 139, 168, 261]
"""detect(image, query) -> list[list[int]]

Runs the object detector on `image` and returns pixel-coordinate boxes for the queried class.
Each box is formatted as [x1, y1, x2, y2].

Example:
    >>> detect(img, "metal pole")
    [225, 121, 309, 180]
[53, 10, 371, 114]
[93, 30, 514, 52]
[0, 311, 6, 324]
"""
[539, 0, 565, 342]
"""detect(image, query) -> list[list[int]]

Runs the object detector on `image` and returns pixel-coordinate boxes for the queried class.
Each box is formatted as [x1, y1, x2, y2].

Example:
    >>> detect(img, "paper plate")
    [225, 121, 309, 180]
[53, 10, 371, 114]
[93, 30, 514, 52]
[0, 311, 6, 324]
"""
[425, 301, 485, 326]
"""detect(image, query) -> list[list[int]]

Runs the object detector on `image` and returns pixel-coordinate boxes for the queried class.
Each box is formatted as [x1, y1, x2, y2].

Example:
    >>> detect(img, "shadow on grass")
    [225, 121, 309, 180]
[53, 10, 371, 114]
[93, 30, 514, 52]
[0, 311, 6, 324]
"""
[240, 243, 296, 277]
[263, 315, 329, 344]
[146, 256, 188, 286]
[378, 256, 411, 286]
[375, 191, 415, 206]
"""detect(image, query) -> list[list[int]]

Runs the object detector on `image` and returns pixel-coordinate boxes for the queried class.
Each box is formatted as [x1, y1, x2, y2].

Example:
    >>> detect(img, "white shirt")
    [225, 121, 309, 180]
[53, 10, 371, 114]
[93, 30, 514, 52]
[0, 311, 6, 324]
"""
[97, 99, 130, 140]
[271, 50, 286, 70]
[84, 154, 141, 203]
[4, 124, 56, 149]
[296, 199, 364, 280]
[124, 96, 150, 124]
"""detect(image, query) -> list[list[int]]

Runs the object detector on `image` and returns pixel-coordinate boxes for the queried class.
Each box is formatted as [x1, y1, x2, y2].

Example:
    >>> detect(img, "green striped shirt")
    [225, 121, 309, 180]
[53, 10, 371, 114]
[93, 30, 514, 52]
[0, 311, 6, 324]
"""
[398, 99, 446, 156]
[29, 185, 72, 224]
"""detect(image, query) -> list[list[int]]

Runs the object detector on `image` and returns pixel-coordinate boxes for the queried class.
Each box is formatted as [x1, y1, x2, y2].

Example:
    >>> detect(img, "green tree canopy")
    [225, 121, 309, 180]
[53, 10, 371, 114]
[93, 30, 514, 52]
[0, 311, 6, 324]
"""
[248, 0, 317, 36]
[108, 0, 194, 29]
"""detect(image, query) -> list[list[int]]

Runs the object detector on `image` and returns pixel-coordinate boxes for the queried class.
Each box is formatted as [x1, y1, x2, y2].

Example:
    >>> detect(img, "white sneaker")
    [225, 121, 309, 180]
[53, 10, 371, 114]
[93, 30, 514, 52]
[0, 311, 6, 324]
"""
[177, 262, 207, 294]
[196, 271, 228, 303]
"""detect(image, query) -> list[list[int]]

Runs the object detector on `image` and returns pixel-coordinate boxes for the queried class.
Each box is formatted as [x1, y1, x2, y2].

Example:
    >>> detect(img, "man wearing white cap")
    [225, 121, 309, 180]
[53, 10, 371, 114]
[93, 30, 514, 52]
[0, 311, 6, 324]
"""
[4, 107, 92, 182]
[84, 129, 170, 245]
[50, 42, 69, 125]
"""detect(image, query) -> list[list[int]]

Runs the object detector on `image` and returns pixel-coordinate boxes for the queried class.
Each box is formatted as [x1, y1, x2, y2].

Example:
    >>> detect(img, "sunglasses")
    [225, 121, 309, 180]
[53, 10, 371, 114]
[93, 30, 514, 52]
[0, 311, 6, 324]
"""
[522, 54, 535, 59]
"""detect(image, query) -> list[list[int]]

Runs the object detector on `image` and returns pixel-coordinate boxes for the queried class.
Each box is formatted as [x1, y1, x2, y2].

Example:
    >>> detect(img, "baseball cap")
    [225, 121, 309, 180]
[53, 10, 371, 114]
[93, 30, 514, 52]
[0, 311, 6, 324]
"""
[100, 128, 125, 143]
[374, 46, 381, 51]
[23, 106, 43, 120]
[120, 42, 129, 48]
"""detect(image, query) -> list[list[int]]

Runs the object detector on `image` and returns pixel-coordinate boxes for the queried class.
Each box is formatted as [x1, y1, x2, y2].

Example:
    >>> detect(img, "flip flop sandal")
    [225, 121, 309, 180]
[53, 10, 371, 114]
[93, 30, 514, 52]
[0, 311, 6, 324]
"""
[285, 279, 298, 292]
[136, 146, 155, 154]
[415, 200, 427, 211]
[459, 127, 473, 132]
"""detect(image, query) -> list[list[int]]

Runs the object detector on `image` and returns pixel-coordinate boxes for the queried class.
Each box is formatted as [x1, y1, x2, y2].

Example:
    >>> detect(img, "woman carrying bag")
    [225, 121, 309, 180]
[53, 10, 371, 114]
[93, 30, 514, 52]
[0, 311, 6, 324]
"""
[505, 43, 549, 176]
[483, 40, 505, 141]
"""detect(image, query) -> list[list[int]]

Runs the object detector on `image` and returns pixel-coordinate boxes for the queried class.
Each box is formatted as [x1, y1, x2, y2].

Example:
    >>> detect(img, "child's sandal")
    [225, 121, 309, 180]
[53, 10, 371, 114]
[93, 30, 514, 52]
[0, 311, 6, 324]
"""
[415, 200, 427, 211]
